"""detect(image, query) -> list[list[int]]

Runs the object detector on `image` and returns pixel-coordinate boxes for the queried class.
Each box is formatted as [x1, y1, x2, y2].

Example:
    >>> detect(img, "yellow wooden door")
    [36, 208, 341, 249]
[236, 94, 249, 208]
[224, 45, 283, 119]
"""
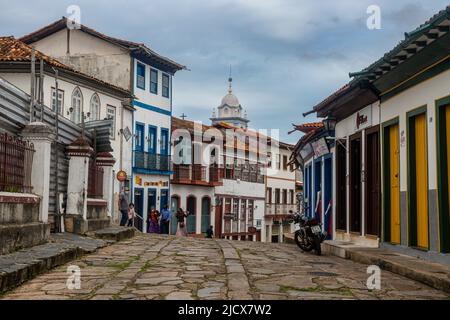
[390, 124, 400, 244]
[446, 106, 450, 232]
[415, 114, 429, 249]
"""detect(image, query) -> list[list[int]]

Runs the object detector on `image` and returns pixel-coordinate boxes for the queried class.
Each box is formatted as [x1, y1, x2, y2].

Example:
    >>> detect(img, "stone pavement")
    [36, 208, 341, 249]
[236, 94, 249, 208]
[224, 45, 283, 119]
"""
[1, 234, 449, 300]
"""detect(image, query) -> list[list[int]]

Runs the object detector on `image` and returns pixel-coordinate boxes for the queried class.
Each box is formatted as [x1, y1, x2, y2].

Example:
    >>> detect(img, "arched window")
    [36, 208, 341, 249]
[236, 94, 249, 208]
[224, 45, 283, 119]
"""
[89, 93, 100, 121]
[71, 87, 83, 124]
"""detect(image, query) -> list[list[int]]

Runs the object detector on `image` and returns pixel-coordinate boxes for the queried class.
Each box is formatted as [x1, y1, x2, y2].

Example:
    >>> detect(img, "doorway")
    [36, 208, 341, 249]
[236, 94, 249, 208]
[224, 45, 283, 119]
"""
[170, 195, 180, 235]
[134, 188, 144, 232]
[186, 196, 197, 233]
[336, 140, 347, 231]
[407, 110, 429, 249]
[383, 122, 400, 244]
[160, 189, 168, 211]
[349, 133, 362, 234]
[437, 99, 450, 253]
[365, 127, 381, 236]
[201, 197, 211, 233]
[324, 155, 332, 239]
[313, 159, 322, 222]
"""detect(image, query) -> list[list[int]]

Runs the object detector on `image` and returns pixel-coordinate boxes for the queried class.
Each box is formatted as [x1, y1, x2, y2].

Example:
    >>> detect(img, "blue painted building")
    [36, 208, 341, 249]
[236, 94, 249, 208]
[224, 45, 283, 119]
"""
[292, 122, 334, 239]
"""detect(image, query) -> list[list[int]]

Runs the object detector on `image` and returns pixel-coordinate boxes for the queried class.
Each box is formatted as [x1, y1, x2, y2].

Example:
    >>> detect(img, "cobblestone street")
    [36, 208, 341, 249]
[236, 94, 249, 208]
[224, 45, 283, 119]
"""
[2, 234, 449, 300]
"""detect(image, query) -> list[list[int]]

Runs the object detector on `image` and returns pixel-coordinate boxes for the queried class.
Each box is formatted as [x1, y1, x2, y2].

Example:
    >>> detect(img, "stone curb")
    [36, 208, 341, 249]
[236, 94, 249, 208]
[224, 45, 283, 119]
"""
[322, 242, 450, 294]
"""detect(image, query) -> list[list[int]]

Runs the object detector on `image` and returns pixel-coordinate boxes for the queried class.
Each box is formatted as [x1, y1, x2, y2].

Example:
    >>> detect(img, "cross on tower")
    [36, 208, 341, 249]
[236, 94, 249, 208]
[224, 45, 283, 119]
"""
[180, 113, 187, 120]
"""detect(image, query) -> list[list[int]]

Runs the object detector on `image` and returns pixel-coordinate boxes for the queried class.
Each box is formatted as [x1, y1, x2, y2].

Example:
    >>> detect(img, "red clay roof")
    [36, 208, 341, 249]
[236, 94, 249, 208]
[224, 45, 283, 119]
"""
[0, 36, 132, 97]
[291, 122, 324, 134]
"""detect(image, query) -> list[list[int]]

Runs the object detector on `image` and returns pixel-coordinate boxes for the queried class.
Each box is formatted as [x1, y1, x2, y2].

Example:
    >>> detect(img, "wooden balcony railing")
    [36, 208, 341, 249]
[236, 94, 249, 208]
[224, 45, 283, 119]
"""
[172, 164, 223, 186]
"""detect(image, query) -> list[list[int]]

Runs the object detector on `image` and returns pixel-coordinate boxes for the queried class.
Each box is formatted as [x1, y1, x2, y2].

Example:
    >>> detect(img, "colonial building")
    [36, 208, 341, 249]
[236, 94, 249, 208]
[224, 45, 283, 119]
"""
[264, 140, 297, 243]
[20, 18, 186, 231]
[0, 36, 132, 230]
[297, 6, 450, 262]
[170, 117, 223, 236]
[306, 84, 381, 247]
[169, 78, 299, 242]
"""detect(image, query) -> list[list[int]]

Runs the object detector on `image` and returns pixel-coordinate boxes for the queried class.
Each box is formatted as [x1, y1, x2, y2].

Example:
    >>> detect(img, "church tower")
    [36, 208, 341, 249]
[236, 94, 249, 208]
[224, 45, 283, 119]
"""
[210, 76, 249, 129]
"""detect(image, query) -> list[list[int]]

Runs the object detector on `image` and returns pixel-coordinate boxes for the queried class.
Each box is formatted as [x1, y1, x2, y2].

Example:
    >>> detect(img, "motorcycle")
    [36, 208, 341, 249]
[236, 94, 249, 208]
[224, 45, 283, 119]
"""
[290, 211, 326, 256]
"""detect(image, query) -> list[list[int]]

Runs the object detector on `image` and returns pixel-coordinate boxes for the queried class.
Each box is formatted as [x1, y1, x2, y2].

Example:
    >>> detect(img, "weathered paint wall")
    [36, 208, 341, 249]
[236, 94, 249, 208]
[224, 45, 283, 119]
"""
[30, 29, 131, 90]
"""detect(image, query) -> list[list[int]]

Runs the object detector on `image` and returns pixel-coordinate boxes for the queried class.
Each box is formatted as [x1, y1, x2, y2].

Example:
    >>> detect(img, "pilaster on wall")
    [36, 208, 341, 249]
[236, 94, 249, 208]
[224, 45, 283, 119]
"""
[65, 136, 93, 233]
[96, 152, 116, 217]
[20, 121, 56, 223]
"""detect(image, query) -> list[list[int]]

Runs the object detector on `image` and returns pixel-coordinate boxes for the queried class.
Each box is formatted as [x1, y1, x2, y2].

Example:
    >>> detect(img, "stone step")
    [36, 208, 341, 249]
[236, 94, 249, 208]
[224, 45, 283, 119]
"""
[322, 240, 450, 294]
[88, 226, 135, 242]
[0, 233, 108, 294]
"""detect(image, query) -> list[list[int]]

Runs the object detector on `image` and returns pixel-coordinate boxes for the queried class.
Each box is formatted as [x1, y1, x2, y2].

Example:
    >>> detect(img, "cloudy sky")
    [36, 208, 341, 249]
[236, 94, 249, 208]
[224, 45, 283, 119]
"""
[0, 0, 448, 143]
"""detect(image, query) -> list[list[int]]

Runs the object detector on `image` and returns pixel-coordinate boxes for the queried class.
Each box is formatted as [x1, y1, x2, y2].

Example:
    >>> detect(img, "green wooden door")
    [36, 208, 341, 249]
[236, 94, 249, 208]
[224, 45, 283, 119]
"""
[201, 197, 211, 233]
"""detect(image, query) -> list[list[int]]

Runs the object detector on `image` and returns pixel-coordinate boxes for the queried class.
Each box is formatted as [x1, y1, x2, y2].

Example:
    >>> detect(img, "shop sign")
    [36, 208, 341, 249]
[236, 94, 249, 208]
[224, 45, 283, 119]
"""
[311, 138, 329, 158]
[116, 170, 127, 182]
[355, 105, 372, 130]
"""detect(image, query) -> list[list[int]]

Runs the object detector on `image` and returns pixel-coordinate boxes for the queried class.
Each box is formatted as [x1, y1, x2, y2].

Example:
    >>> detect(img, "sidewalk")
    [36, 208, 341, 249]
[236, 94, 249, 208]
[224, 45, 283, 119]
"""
[284, 233, 450, 294]
[0, 227, 135, 294]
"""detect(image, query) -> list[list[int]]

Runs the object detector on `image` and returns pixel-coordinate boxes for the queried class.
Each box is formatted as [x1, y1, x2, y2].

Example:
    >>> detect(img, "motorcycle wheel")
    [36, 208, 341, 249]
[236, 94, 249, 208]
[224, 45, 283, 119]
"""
[314, 236, 322, 256]
[295, 231, 313, 252]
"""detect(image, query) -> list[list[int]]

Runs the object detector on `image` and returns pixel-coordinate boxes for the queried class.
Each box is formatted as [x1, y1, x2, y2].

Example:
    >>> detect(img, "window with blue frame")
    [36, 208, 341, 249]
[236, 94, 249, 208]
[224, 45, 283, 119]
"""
[148, 126, 157, 154]
[135, 123, 144, 151]
[160, 128, 169, 155]
[150, 69, 158, 94]
[162, 74, 170, 98]
[136, 63, 146, 90]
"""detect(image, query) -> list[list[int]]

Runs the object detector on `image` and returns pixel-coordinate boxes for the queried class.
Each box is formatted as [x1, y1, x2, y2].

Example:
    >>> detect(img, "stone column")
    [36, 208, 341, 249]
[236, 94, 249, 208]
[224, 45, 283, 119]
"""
[65, 136, 93, 234]
[96, 152, 116, 218]
[20, 121, 55, 223]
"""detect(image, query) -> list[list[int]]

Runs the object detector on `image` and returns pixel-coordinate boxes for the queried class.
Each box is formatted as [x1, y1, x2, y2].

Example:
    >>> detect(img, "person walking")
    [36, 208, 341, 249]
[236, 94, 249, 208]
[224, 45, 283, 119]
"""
[127, 203, 135, 227]
[160, 205, 171, 235]
[118, 192, 129, 226]
[175, 208, 188, 237]
[147, 206, 160, 234]
[206, 225, 214, 238]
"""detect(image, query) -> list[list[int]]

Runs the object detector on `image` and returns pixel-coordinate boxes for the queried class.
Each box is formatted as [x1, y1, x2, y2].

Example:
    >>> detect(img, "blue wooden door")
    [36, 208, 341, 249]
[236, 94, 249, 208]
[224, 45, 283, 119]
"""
[314, 159, 322, 221]
[160, 189, 168, 212]
[160, 128, 169, 155]
[148, 126, 157, 154]
[135, 123, 144, 152]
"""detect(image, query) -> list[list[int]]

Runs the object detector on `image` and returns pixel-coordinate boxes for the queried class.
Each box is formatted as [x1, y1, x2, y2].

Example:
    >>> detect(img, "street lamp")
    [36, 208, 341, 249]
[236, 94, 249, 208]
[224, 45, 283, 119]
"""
[323, 116, 337, 132]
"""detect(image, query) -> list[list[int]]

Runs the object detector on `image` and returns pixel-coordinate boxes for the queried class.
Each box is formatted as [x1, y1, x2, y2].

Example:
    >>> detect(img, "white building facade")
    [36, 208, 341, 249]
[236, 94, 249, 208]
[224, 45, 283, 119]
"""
[20, 18, 185, 231]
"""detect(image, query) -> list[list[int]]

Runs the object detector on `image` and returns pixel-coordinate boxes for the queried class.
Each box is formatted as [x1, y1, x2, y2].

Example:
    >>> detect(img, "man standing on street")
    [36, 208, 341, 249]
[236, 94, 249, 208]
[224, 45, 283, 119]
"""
[118, 191, 129, 226]
[160, 205, 171, 234]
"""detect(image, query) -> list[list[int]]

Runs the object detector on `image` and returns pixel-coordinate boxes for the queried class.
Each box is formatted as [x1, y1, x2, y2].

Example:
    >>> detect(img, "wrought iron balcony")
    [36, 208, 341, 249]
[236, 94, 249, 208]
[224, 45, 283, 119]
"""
[133, 151, 171, 172]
